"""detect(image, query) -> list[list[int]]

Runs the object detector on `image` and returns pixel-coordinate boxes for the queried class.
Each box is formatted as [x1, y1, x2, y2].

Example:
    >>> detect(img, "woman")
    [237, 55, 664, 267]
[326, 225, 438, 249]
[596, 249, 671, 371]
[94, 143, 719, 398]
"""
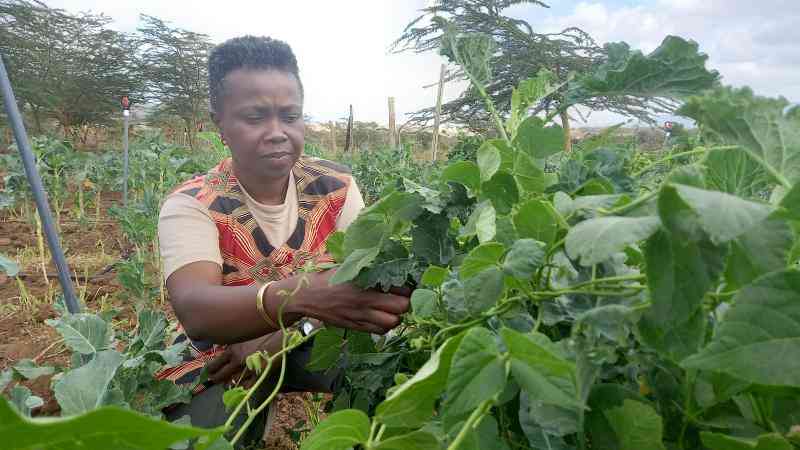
[157, 36, 410, 447]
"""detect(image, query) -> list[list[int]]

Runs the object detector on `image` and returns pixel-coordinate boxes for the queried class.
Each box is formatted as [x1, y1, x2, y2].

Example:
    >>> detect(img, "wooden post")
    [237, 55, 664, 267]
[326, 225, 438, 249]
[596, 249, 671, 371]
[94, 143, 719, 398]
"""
[329, 121, 337, 152]
[431, 64, 446, 161]
[344, 104, 354, 152]
[388, 97, 397, 148]
[560, 109, 572, 153]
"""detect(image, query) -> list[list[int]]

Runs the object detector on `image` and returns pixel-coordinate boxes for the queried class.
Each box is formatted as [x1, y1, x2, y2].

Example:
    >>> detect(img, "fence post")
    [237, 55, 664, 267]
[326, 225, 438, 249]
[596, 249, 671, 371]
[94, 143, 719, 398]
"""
[432, 64, 446, 161]
[388, 97, 397, 148]
[344, 104, 353, 152]
[122, 109, 130, 206]
[0, 55, 81, 314]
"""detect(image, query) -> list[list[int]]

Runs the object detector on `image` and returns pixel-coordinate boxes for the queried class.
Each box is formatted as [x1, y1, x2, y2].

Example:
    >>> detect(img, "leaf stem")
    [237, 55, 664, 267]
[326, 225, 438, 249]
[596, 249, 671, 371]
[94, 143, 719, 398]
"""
[599, 191, 658, 217]
[447, 397, 495, 450]
[631, 146, 720, 178]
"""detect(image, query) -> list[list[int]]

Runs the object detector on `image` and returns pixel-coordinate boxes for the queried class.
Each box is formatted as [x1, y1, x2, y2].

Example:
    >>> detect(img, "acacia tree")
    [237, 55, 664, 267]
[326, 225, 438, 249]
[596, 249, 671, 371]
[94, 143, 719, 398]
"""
[0, 1, 141, 140]
[137, 15, 212, 149]
[395, 0, 719, 151]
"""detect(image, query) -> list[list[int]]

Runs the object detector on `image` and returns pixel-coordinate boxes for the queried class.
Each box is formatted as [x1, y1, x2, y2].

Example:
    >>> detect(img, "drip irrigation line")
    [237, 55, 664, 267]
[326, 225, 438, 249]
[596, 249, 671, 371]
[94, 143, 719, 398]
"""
[0, 55, 81, 314]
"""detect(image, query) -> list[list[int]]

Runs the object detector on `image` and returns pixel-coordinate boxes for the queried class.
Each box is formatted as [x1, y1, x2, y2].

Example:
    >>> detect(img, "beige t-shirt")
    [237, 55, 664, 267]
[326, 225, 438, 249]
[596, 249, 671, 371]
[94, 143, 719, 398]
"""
[159, 170, 364, 279]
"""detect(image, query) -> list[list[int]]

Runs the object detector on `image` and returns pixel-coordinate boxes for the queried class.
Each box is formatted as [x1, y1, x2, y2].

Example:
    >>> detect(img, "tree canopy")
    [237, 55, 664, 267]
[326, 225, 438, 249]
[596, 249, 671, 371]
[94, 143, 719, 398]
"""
[394, 0, 719, 141]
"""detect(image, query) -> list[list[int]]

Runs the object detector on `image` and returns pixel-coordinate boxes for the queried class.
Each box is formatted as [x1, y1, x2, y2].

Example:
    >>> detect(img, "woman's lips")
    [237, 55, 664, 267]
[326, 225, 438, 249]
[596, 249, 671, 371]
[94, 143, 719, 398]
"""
[261, 151, 292, 159]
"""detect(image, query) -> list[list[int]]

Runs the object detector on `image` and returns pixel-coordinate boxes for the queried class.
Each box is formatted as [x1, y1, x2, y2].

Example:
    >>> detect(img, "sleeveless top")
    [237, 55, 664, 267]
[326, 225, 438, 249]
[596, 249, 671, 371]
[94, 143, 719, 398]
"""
[155, 156, 351, 392]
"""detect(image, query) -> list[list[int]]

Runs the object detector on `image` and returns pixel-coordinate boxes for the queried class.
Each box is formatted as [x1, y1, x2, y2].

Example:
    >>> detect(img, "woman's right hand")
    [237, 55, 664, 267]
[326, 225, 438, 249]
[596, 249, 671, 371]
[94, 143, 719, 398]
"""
[280, 269, 411, 335]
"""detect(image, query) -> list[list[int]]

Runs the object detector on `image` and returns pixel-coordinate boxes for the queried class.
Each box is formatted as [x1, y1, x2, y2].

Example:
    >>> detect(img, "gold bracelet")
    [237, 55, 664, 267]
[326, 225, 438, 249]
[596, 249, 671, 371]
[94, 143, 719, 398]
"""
[256, 281, 279, 329]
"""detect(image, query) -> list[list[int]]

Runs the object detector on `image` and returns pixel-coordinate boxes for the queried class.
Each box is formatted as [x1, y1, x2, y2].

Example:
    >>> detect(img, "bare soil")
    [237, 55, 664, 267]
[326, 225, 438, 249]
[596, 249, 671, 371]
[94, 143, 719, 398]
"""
[0, 197, 314, 449]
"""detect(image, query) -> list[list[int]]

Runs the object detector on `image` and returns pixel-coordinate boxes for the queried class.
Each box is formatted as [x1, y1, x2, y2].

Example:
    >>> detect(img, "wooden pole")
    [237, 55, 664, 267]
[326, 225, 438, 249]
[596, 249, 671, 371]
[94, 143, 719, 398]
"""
[560, 109, 572, 153]
[388, 97, 397, 148]
[431, 64, 446, 161]
[329, 120, 337, 152]
[344, 104, 353, 152]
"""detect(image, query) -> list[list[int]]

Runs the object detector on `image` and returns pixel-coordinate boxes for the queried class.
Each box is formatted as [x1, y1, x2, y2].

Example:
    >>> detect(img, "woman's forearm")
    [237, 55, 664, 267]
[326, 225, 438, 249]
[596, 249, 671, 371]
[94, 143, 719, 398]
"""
[171, 277, 305, 344]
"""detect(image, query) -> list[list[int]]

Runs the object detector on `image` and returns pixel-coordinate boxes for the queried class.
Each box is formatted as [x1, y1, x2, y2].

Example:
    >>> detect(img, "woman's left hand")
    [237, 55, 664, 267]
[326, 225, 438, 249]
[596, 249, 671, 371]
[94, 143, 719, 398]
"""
[206, 333, 280, 384]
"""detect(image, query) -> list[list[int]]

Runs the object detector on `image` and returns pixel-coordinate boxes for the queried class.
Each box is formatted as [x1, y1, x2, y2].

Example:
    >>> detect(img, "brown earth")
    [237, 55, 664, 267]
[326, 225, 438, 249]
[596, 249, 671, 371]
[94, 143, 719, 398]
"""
[0, 195, 314, 449]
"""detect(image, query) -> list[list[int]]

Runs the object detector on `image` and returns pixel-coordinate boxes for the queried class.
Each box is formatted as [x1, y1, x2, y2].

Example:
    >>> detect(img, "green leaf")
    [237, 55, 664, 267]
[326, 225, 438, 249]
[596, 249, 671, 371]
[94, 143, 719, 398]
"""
[638, 230, 726, 360]
[477, 141, 501, 182]
[54, 350, 124, 416]
[778, 182, 800, 221]
[0, 397, 217, 450]
[553, 192, 574, 217]
[701, 432, 793, 450]
[682, 270, 800, 387]
[440, 29, 494, 85]
[47, 313, 114, 355]
[519, 390, 578, 440]
[662, 184, 774, 245]
[300, 409, 370, 450]
[703, 146, 767, 197]
[412, 213, 455, 266]
[679, 85, 800, 185]
[0, 254, 19, 277]
[518, 391, 572, 450]
[514, 151, 547, 193]
[481, 170, 519, 215]
[9, 385, 43, 416]
[501, 328, 579, 409]
[325, 231, 346, 263]
[503, 238, 545, 280]
[603, 400, 666, 450]
[648, 230, 727, 324]
[421, 266, 449, 288]
[356, 258, 417, 291]
[586, 384, 647, 450]
[724, 213, 795, 289]
[330, 247, 380, 285]
[442, 161, 481, 194]
[443, 327, 507, 430]
[461, 200, 496, 244]
[306, 327, 345, 372]
[463, 267, 504, 315]
[132, 309, 168, 353]
[12, 359, 55, 381]
[373, 431, 440, 450]
[514, 116, 564, 159]
[376, 333, 465, 428]
[460, 242, 505, 280]
[343, 214, 389, 253]
[404, 179, 445, 214]
[569, 35, 719, 104]
[0, 369, 12, 391]
[565, 216, 661, 267]
[222, 387, 246, 413]
[411, 289, 437, 319]
[513, 199, 559, 246]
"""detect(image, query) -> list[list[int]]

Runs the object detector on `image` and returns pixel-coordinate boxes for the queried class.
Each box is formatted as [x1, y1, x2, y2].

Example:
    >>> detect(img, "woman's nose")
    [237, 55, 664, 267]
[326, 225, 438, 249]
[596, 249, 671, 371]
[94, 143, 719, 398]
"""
[262, 117, 287, 142]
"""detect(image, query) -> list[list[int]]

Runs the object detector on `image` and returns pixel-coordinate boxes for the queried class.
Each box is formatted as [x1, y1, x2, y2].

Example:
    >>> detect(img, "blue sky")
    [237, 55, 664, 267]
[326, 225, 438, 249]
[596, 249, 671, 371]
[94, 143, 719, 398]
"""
[44, 0, 800, 127]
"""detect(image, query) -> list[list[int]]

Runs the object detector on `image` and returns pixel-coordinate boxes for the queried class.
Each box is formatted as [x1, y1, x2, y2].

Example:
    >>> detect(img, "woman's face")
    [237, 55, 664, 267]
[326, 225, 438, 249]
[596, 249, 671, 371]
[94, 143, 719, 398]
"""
[215, 69, 304, 180]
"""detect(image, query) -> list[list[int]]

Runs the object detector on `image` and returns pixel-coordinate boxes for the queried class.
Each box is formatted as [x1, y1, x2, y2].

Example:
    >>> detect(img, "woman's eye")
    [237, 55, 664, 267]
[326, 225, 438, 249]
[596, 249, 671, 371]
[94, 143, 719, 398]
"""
[246, 115, 263, 122]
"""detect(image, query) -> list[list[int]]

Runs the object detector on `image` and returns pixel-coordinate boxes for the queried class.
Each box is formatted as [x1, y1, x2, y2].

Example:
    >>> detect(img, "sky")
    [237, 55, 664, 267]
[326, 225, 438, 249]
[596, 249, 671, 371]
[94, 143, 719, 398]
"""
[44, 0, 800, 127]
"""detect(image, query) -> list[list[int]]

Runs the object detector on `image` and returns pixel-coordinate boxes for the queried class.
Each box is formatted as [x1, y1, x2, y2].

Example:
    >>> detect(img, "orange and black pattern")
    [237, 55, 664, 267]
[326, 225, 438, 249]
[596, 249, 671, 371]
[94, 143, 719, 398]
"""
[155, 156, 351, 393]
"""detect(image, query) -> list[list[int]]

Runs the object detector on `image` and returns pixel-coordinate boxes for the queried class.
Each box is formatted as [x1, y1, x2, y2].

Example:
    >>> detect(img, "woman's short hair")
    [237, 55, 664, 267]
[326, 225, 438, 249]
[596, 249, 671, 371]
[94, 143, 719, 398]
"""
[208, 36, 303, 113]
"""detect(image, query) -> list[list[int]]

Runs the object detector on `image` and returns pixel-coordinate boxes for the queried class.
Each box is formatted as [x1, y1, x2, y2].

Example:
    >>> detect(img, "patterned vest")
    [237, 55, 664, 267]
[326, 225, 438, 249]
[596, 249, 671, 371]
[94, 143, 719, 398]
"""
[156, 156, 351, 392]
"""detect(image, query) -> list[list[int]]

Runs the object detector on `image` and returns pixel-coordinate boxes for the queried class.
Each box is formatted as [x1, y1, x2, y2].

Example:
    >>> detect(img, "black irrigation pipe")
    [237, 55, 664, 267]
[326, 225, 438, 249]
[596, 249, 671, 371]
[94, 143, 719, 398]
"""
[0, 55, 81, 314]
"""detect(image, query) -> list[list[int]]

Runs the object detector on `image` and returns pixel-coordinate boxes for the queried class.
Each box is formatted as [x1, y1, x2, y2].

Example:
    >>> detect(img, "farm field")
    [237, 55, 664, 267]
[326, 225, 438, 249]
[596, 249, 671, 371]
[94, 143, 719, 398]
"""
[2, 1, 800, 449]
